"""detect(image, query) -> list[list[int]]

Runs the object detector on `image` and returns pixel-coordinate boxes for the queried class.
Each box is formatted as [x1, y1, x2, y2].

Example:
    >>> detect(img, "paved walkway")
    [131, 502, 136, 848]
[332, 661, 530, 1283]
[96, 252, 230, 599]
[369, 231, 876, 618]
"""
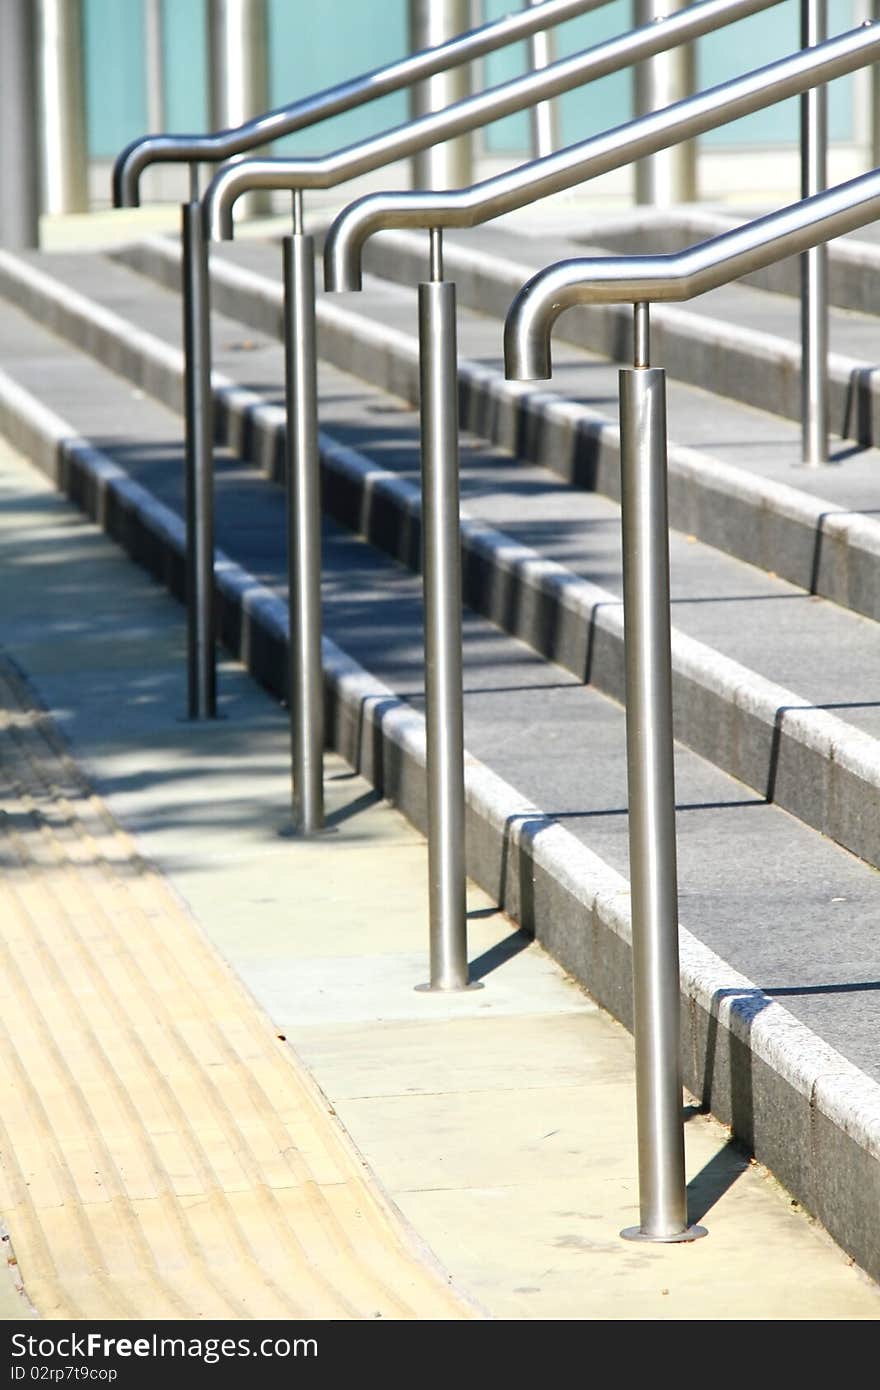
[1, 435, 879, 1319]
[0, 657, 468, 1320]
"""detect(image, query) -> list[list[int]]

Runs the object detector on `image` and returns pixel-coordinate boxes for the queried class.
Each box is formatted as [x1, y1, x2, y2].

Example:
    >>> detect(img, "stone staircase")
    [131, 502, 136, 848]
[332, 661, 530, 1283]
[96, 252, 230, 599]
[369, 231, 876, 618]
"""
[0, 207, 878, 1282]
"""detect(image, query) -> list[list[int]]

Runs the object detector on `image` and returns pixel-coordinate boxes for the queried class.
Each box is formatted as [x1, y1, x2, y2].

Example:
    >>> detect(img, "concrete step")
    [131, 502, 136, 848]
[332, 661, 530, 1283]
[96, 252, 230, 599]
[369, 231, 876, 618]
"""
[110, 232, 880, 628]
[5, 244, 880, 884]
[321, 218, 880, 449]
[0, 303, 878, 1288]
[7, 437, 879, 1320]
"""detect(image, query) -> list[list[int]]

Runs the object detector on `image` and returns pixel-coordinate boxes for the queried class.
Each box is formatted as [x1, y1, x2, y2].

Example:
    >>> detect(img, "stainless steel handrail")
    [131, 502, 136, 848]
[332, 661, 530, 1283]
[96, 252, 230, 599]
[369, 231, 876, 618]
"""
[324, 23, 876, 283]
[504, 168, 880, 372]
[200, 0, 791, 988]
[112, 0, 603, 208]
[503, 169, 880, 1247]
[204, 0, 783, 232]
[109, 0, 610, 746]
[320, 21, 874, 996]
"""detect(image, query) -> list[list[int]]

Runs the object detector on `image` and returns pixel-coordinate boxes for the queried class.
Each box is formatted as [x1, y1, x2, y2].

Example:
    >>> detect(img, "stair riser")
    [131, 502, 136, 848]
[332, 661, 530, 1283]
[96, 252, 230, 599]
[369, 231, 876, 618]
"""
[3, 364, 877, 1288]
[318, 427, 880, 876]
[0, 255, 184, 414]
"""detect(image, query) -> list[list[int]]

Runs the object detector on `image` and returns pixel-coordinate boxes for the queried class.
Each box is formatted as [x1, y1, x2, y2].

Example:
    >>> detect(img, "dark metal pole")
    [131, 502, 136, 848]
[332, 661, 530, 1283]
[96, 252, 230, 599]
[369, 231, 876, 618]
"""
[416, 231, 474, 992]
[619, 303, 705, 1243]
[181, 190, 217, 719]
[282, 193, 324, 833]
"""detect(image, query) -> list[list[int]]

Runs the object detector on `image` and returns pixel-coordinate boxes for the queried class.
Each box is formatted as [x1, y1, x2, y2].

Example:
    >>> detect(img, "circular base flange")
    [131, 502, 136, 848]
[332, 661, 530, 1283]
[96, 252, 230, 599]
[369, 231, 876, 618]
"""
[277, 822, 339, 840]
[621, 1224, 708, 1244]
[414, 980, 485, 994]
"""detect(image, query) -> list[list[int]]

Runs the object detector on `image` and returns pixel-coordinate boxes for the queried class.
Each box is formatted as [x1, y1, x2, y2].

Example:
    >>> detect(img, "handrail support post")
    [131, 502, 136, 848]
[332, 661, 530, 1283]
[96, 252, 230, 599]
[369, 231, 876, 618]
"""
[800, 0, 829, 466]
[634, 299, 651, 368]
[619, 304, 706, 1242]
[282, 216, 325, 834]
[429, 226, 444, 281]
[181, 195, 217, 719]
[415, 254, 477, 992]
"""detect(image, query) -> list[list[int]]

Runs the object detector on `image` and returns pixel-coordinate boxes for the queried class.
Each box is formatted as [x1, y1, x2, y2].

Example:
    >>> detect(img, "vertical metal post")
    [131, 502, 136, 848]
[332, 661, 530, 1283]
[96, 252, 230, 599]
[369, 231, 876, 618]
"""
[633, 0, 697, 206]
[282, 196, 325, 834]
[181, 190, 217, 720]
[800, 0, 829, 466]
[145, 0, 166, 134]
[37, 0, 89, 215]
[415, 231, 475, 992]
[408, 0, 473, 190]
[619, 303, 705, 1243]
[873, 65, 880, 173]
[208, 0, 271, 218]
[873, 0, 880, 170]
[528, 0, 560, 159]
[0, 0, 40, 248]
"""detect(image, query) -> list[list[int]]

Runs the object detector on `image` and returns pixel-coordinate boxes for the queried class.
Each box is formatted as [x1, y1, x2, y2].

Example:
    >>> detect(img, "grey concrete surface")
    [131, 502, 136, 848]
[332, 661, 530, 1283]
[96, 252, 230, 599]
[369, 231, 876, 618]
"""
[1, 304, 880, 1076]
[115, 232, 880, 625]
[6, 251, 880, 882]
[4, 436, 880, 1318]
[308, 220, 880, 447]
[3, 356, 880, 1282]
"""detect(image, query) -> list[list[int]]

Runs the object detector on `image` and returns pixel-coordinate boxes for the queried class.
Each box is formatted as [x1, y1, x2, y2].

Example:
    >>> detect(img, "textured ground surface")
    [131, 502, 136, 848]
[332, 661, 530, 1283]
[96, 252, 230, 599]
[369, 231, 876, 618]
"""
[1, 435, 878, 1319]
[0, 655, 468, 1321]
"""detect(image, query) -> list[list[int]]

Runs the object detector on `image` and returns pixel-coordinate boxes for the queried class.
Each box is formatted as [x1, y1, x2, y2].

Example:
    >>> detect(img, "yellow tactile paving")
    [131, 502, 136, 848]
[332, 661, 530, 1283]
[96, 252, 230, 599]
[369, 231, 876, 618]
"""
[0, 658, 471, 1320]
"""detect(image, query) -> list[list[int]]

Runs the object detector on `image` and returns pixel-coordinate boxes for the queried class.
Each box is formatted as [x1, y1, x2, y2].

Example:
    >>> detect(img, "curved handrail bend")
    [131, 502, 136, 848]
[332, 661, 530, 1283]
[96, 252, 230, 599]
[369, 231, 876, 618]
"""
[323, 21, 880, 291]
[113, 0, 606, 206]
[503, 167, 880, 378]
[205, 0, 782, 238]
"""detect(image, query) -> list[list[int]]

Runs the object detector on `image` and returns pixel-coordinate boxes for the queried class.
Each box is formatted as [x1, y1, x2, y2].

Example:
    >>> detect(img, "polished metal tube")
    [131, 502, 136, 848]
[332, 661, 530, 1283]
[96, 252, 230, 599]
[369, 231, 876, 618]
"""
[37, 0, 88, 215]
[208, 0, 271, 219]
[181, 202, 217, 720]
[529, 0, 560, 158]
[618, 363, 703, 1242]
[0, 0, 40, 248]
[208, 0, 269, 130]
[114, 0, 609, 206]
[800, 0, 828, 466]
[502, 167, 880, 380]
[145, 0, 165, 134]
[634, 300, 650, 367]
[283, 235, 325, 834]
[211, 0, 782, 238]
[418, 280, 469, 991]
[634, 0, 696, 206]
[430, 226, 444, 280]
[408, 0, 473, 190]
[325, 21, 880, 290]
[873, 1, 880, 169]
